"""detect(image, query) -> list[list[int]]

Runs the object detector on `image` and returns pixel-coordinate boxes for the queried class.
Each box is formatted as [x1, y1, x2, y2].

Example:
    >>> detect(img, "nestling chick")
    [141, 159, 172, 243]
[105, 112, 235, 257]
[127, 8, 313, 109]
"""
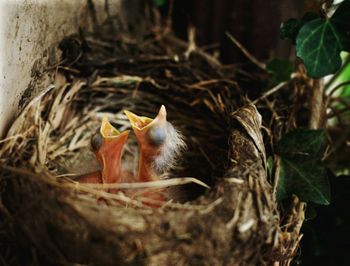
[77, 106, 186, 206]
[124, 105, 186, 182]
[77, 117, 129, 186]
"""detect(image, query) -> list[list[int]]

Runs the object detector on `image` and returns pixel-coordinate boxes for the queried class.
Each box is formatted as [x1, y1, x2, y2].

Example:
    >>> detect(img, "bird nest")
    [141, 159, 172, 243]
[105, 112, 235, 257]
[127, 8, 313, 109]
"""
[0, 17, 303, 266]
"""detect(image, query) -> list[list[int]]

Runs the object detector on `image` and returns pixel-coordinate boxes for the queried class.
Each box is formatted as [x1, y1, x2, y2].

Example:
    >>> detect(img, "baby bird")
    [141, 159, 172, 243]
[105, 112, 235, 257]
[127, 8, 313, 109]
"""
[77, 117, 129, 186]
[124, 105, 186, 182]
[77, 106, 185, 206]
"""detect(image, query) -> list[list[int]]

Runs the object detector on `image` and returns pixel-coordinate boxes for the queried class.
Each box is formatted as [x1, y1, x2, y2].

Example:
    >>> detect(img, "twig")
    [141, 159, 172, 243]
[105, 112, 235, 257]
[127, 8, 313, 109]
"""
[164, 34, 222, 68]
[226, 32, 266, 70]
[165, 0, 174, 33]
[199, 197, 223, 215]
[251, 82, 287, 104]
[70, 177, 210, 189]
[184, 26, 197, 59]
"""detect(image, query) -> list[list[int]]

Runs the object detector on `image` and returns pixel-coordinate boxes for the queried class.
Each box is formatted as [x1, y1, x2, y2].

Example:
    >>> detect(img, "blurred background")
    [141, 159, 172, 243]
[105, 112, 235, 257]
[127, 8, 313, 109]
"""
[170, 0, 321, 63]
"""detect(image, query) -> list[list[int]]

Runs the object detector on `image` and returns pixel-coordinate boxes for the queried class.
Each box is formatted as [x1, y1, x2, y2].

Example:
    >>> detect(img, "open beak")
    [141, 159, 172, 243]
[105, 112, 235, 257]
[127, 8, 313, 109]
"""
[124, 105, 166, 135]
[95, 117, 129, 183]
[78, 117, 129, 184]
[124, 106, 168, 182]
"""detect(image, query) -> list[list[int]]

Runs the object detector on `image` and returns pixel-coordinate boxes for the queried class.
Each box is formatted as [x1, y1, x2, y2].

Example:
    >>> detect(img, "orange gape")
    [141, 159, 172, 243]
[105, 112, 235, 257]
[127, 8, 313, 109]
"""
[123, 105, 173, 206]
[78, 105, 181, 207]
[77, 117, 129, 192]
[124, 105, 168, 183]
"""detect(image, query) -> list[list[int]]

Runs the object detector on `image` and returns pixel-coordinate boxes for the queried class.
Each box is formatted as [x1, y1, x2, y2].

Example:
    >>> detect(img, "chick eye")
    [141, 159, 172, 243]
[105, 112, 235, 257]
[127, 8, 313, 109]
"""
[148, 125, 166, 146]
[91, 131, 103, 151]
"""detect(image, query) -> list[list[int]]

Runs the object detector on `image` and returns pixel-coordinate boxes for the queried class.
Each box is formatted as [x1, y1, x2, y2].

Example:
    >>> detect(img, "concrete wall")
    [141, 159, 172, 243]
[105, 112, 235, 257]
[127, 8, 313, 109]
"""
[0, 0, 124, 138]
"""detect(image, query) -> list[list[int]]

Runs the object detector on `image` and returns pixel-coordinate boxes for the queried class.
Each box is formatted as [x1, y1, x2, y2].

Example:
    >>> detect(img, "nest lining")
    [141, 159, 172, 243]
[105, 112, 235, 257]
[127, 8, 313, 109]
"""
[0, 21, 303, 265]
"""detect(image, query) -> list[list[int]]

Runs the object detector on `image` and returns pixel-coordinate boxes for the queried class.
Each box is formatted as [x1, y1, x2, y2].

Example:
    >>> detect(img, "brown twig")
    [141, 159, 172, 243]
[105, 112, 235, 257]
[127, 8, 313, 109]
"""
[226, 32, 266, 70]
[252, 82, 288, 105]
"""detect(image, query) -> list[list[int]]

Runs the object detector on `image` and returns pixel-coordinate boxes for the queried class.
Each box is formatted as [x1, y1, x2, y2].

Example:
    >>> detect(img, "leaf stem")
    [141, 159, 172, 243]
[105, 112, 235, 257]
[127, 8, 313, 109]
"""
[309, 79, 327, 129]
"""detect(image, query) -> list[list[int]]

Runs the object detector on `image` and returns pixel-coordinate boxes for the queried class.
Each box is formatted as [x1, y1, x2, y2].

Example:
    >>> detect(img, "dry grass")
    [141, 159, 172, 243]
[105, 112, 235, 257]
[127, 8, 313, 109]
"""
[0, 8, 309, 265]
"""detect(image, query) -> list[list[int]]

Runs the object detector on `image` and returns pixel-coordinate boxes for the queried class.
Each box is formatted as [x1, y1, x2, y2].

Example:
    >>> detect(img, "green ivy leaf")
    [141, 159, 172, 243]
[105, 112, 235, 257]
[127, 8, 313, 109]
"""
[296, 0, 350, 77]
[301, 12, 319, 25]
[296, 18, 343, 78]
[280, 12, 319, 44]
[276, 129, 331, 205]
[331, 0, 350, 51]
[280, 18, 300, 44]
[266, 58, 294, 82]
[277, 129, 327, 158]
[277, 157, 330, 205]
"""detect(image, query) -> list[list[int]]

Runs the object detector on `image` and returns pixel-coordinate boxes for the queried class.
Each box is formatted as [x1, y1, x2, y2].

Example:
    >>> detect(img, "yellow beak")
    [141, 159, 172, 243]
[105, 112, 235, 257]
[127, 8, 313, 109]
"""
[124, 105, 167, 132]
[93, 117, 129, 183]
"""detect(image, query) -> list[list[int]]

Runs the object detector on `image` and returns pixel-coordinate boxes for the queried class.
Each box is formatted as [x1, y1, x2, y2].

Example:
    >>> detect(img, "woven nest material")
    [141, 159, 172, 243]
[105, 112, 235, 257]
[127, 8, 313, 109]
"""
[0, 15, 304, 266]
